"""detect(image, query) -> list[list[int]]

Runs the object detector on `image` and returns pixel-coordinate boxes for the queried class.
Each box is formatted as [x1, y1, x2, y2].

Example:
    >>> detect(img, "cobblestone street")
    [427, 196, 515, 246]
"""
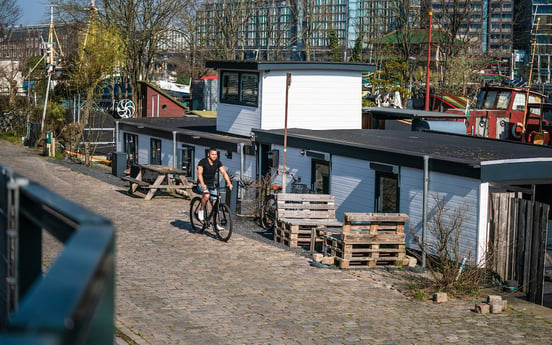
[1, 140, 551, 345]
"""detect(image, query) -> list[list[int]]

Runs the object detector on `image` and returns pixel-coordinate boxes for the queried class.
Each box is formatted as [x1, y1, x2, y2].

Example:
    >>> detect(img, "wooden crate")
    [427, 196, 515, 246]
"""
[274, 221, 318, 249]
[324, 213, 409, 268]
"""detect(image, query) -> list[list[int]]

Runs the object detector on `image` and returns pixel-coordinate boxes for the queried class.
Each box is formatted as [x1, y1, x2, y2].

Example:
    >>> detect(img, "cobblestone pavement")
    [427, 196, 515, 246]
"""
[1, 141, 551, 345]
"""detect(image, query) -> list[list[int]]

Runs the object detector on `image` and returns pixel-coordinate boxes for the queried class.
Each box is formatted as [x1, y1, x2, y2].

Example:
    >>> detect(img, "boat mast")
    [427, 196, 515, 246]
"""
[40, 3, 64, 131]
[521, 16, 541, 135]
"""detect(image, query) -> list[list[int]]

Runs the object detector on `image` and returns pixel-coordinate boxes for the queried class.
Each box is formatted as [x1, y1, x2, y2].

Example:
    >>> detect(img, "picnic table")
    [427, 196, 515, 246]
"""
[121, 164, 193, 200]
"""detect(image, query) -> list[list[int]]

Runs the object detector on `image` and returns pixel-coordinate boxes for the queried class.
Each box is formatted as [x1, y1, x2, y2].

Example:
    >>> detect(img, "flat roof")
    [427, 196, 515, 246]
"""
[117, 117, 250, 152]
[363, 107, 467, 119]
[253, 128, 552, 182]
[206, 60, 376, 72]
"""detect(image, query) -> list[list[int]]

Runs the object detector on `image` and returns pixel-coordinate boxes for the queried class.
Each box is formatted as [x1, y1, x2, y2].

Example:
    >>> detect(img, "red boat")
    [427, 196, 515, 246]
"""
[445, 86, 552, 145]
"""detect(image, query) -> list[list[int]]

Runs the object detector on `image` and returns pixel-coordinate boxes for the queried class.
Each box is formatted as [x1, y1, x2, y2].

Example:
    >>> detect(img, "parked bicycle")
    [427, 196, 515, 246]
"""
[260, 170, 310, 231]
[190, 184, 233, 241]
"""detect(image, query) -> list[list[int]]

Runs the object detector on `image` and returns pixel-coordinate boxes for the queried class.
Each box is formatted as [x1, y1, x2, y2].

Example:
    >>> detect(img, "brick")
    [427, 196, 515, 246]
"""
[487, 295, 502, 304]
[321, 256, 335, 265]
[475, 303, 490, 314]
[433, 292, 448, 303]
[312, 253, 323, 262]
[490, 303, 504, 314]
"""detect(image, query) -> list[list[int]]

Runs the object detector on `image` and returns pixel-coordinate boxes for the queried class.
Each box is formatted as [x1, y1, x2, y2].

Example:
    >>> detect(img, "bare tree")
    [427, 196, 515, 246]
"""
[432, 0, 480, 90]
[388, 0, 421, 86]
[0, 60, 21, 108]
[199, 0, 255, 60]
[69, 14, 123, 164]
[300, 0, 341, 61]
[0, 0, 21, 34]
[101, 0, 185, 113]
[174, 0, 218, 79]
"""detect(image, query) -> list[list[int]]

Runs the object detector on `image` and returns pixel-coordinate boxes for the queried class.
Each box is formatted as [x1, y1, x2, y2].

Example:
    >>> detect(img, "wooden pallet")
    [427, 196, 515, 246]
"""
[324, 213, 409, 268]
[274, 223, 317, 249]
[273, 193, 342, 250]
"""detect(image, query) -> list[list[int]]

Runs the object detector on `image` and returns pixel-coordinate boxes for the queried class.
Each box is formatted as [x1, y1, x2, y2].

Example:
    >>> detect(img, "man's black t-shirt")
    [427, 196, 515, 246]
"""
[198, 158, 222, 187]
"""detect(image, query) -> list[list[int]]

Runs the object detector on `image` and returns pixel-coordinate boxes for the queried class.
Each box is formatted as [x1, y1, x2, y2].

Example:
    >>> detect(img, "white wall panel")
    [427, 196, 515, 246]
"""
[330, 156, 374, 220]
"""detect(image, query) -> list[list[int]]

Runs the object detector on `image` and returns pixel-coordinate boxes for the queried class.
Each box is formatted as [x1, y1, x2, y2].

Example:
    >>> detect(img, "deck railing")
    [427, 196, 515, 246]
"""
[0, 163, 115, 344]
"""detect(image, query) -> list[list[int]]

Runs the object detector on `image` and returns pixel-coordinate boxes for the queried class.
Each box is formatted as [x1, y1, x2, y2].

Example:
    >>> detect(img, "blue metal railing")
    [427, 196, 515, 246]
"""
[0, 164, 115, 344]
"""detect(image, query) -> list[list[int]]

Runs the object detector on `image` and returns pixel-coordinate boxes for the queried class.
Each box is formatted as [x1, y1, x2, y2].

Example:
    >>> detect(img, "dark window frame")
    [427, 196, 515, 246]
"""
[220, 71, 259, 107]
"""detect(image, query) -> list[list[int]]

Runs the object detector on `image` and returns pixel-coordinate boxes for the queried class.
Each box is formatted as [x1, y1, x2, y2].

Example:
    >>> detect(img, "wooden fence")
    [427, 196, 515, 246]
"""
[489, 193, 549, 305]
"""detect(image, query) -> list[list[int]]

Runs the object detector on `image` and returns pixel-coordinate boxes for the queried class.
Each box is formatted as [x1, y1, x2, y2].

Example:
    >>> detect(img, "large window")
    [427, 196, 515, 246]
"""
[220, 71, 259, 107]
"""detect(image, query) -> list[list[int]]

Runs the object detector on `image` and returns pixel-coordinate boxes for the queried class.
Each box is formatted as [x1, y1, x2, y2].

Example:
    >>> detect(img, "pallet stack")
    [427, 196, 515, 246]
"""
[323, 213, 409, 268]
[273, 194, 342, 250]
[274, 222, 316, 248]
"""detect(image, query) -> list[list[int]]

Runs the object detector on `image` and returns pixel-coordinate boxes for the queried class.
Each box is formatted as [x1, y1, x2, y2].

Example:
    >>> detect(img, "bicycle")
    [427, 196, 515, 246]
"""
[260, 170, 310, 231]
[189, 184, 233, 241]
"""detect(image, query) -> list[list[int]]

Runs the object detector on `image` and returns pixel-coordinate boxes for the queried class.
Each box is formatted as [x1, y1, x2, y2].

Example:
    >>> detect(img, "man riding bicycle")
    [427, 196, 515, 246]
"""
[196, 148, 233, 229]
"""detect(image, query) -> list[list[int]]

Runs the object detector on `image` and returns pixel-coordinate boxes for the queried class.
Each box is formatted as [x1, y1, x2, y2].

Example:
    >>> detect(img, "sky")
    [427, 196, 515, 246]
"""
[16, 0, 50, 25]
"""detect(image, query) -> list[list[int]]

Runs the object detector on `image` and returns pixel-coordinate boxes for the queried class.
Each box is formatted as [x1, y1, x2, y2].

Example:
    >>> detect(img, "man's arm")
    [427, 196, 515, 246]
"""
[197, 165, 206, 190]
[219, 166, 233, 190]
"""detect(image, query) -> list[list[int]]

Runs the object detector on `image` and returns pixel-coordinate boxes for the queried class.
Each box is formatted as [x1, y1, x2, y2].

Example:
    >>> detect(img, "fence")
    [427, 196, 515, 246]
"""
[0, 163, 115, 344]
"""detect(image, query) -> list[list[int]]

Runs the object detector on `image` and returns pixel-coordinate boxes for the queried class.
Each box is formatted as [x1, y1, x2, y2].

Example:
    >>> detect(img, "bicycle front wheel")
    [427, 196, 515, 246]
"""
[189, 197, 206, 233]
[260, 195, 277, 231]
[214, 203, 233, 241]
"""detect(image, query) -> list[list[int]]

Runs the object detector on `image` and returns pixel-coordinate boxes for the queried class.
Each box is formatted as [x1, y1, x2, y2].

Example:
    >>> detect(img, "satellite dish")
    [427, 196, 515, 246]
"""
[116, 99, 136, 118]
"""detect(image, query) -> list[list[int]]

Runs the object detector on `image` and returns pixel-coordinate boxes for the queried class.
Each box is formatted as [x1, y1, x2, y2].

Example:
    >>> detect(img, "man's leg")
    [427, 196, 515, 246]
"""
[198, 186, 210, 221]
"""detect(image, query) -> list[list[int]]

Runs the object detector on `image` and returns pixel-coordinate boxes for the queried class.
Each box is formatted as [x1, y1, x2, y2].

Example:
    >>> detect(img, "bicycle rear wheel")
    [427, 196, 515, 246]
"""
[189, 197, 207, 233]
[260, 194, 277, 231]
[214, 203, 233, 241]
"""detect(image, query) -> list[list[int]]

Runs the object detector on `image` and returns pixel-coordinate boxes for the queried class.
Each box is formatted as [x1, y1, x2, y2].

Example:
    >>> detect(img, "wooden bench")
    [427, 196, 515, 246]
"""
[121, 164, 193, 200]
[274, 193, 342, 250]
[323, 213, 409, 268]
[121, 176, 150, 188]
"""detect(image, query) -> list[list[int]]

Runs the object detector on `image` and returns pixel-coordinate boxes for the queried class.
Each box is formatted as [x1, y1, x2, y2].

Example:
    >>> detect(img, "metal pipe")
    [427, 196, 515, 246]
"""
[282, 73, 291, 192]
[425, 11, 432, 111]
[422, 155, 429, 268]
[172, 131, 177, 169]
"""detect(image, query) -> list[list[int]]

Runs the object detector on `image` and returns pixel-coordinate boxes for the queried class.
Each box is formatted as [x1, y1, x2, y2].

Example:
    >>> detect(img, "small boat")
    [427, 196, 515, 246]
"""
[445, 85, 552, 145]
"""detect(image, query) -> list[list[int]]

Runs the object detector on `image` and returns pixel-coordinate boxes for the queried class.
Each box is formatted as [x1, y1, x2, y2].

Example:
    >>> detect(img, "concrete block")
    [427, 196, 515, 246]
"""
[433, 292, 448, 303]
[487, 295, 502, 304]
[406, 255, 417, 267]
[475, 303, 490, 314]
[312, 253, 323, 262]
[321, 256, 335, 265]
[490, 303, 504, 314]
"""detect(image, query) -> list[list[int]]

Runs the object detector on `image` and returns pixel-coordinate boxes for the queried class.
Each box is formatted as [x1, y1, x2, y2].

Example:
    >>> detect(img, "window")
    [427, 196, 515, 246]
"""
[311, 159, 330, 194]
[375, 171, 399, 213]
[496, 92, 511, 109]
[220, 71, 259, 107]
[150, 138, 161, 165]
[124, 133, 138, 167]
[483, 91, 498, 109]
[180, 145, 195, 179]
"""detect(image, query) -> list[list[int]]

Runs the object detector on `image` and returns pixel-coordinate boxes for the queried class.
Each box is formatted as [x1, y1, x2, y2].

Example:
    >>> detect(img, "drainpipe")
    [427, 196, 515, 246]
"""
[115, 121, 119, 152]
[422, 155, 429, 268]
[240, 143, 245, 183]
[172, 131, 177, 169]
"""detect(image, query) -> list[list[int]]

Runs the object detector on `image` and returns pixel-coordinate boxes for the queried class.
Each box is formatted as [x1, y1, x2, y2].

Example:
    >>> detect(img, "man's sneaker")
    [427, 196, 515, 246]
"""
[216, 224, 224, 231]
[197, 210, 204, 221]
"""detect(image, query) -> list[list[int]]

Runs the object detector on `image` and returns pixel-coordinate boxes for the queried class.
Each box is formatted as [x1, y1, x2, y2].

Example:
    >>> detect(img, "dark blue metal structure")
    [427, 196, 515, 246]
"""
[0, 164, 115, 344]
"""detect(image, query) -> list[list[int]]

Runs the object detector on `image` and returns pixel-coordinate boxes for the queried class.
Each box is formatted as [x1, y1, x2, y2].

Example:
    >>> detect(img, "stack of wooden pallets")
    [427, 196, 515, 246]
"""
[323, 213, 409, 268]
[274, 193, 342, 250]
